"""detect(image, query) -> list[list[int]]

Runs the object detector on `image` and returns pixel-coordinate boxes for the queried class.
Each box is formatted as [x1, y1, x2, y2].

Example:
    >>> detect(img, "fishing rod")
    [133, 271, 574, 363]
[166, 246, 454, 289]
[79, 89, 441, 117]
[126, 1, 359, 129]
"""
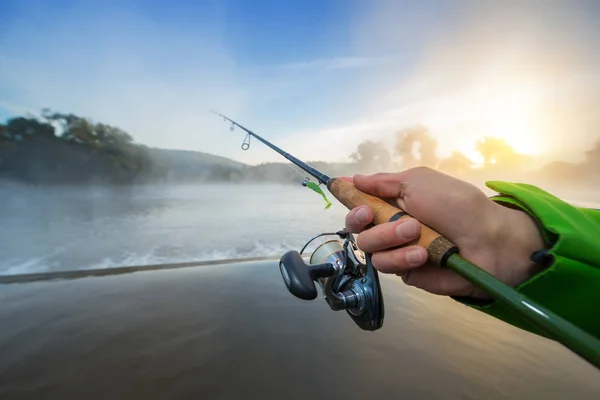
[211, 110, 600, 370]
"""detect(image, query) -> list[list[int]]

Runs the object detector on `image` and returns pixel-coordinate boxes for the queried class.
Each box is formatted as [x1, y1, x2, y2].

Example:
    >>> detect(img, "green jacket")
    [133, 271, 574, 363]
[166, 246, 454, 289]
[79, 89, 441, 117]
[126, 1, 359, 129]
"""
[456, 182, 600, 341]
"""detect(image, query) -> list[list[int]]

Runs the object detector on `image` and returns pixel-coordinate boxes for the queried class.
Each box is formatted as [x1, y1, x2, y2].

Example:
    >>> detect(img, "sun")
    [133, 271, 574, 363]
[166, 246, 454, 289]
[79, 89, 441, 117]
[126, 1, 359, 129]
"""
[439, 86, 547, 167]
[479, 100, 541, 156]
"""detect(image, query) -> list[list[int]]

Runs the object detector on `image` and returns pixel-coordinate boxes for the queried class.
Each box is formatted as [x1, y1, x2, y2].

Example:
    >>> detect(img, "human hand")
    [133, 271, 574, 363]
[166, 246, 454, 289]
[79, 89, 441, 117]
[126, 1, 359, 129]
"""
[343, 167, 546, 300]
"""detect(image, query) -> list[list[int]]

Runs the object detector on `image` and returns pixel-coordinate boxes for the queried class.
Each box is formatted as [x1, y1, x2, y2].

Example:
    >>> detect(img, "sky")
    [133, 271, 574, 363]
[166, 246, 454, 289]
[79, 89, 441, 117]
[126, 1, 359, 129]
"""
[1, 0, 599, 166]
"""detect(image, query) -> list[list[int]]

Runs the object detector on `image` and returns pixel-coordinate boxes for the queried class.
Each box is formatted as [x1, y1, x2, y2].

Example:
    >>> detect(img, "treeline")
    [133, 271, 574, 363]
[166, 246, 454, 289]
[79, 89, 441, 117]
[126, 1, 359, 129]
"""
[0, 110, 245, 185]
[348, 125, 537, 174]
[346, 125, 600, 187]
[1, 109, 598, 187]
[0, 110, 158, 184]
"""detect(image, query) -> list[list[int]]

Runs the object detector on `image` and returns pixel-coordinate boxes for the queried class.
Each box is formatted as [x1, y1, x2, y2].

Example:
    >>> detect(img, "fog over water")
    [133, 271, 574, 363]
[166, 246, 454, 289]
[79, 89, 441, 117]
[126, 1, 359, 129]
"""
[1, 180, 597, 276]
[0, 183, 349, 275]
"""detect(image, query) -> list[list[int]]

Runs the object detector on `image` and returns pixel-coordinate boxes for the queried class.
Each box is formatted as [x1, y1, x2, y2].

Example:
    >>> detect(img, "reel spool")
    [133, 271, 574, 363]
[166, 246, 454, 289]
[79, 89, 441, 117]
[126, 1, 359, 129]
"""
[278, 229, 384, 331]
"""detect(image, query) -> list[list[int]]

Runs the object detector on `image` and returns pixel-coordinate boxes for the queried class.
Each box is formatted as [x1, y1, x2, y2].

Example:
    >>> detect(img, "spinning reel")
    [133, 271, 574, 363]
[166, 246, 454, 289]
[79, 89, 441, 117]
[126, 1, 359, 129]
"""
[279, 229, 384, 331]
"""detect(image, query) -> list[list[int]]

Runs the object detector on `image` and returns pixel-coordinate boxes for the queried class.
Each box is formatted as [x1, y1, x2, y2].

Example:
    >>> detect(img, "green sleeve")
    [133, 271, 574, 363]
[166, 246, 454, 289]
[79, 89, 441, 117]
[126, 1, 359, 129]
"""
[456, 181, 600, 340]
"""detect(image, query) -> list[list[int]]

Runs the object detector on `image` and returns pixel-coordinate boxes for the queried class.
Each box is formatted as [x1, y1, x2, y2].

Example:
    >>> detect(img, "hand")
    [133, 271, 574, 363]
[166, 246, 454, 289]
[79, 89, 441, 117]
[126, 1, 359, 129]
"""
[343, 167, 547, 300]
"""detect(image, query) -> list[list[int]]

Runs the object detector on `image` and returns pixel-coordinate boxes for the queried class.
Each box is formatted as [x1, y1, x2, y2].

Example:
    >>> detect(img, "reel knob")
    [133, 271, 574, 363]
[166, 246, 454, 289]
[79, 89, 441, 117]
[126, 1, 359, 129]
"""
[279, 251, 336, 300]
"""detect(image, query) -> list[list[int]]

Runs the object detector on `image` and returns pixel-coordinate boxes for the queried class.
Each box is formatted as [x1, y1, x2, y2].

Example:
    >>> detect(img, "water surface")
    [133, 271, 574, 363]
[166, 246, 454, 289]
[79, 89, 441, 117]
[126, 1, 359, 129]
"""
[0, 183, 348, 275]
[1, 261, 599, 399]
[1, 182, 598, 399]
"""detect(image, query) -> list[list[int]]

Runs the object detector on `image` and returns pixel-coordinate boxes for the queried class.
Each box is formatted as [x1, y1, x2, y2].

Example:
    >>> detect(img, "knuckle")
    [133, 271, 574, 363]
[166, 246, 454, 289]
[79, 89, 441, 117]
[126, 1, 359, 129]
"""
[356, 232, 369, 250]
[372, 249, 407, 274]
[346, 224, 362, 234]
[344, 213, 354, 225]
[375, 224, 395, 245]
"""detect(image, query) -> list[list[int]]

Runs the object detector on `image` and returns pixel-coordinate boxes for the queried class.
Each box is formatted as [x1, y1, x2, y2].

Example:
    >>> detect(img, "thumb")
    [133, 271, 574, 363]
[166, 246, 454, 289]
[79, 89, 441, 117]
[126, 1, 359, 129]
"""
[353, 173, 408, 199]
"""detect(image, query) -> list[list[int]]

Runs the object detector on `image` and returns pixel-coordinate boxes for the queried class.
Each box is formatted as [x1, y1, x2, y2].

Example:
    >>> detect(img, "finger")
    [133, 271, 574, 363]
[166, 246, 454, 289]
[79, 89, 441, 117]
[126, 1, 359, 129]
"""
[353, 172, 409, 199]
[345, 206, 374, 233]
[356, 217, 421, 253]
[370, 245, 428, 274]
[339, 175, 398, 207]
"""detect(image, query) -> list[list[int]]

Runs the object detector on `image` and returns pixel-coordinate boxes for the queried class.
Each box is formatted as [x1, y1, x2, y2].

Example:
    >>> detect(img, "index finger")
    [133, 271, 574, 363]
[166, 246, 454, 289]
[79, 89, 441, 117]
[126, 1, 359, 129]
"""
[353, 173, 409, 199]
[334, 175, 400, 208]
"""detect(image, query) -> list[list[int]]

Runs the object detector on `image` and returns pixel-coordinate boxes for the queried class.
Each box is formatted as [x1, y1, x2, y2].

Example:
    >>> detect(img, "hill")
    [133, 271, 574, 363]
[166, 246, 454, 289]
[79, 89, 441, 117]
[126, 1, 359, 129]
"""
[0, 109, 369, 186]
[0, 111, 251, 186]
[146, 148, 248, 183]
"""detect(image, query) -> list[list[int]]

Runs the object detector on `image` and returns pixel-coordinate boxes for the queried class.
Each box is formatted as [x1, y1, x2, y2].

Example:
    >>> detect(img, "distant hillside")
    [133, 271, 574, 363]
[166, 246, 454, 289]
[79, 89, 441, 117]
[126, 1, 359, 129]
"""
[0, 110, 363, 186]
[147, 148, 249, 183]
[0, 109, 377, 186]
[6, 108, 596, 188]
[0, 111, 252, 186]
[149, 148, 246, 170]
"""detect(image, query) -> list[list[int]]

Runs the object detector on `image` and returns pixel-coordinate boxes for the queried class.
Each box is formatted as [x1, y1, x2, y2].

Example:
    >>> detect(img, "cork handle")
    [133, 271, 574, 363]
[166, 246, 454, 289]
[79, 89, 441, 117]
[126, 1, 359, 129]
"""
[327, 178, 457, 266]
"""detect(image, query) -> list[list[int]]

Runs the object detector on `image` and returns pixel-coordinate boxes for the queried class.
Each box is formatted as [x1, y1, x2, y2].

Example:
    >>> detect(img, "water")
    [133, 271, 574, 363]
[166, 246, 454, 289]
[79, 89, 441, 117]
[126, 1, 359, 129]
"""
[1, 260, 599, 399]
[0, 183, 350, 275]
[1, 182, 599, 398]
[2, 182, 596, 276]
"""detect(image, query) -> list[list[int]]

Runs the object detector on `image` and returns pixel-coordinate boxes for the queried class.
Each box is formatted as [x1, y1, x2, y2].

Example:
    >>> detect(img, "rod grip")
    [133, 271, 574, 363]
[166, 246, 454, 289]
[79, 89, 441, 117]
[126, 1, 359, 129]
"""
[327, 178, 458, 267]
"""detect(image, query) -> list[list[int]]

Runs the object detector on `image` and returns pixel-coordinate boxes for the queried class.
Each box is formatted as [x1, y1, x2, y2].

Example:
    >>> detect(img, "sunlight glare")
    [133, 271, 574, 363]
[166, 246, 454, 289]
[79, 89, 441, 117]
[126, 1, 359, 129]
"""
[470, 86, 544, 157]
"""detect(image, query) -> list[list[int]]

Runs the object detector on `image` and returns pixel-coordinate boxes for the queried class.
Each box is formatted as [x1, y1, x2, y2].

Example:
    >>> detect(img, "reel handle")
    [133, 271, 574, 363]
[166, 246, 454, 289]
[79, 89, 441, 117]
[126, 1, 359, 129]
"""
[327, 178, 458, 267]
[279, 251, 336, 300]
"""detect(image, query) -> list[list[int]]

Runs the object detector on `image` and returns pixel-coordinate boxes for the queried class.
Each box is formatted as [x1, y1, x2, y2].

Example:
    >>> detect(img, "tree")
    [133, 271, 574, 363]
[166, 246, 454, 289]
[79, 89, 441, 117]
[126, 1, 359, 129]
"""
[395, 126, 438, 168]
[475, 136, 529, 169]
[105, 127, 133, 146]
[41, 110, 134, 148]
[584, 138, 600, 167]
[438, 151, 474, 176]
[4, 117, 55, 140]
[350, 140, 391, 171]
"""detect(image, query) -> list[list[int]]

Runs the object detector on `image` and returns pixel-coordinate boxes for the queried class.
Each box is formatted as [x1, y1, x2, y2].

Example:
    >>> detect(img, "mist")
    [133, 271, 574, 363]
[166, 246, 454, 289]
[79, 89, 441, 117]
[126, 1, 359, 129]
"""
[276, 1, 600, 176]
[2, 0, 599, 275]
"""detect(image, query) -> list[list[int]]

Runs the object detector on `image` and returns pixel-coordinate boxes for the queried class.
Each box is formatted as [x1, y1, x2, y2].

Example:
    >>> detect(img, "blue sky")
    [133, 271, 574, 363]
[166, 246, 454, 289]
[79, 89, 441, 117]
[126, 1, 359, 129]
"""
[1, 0, 599, 165]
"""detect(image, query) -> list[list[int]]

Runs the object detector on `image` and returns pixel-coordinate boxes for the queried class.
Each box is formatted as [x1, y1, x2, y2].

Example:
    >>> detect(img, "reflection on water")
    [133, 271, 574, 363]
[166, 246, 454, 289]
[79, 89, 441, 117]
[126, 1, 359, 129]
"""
[1, 261, 599, 399]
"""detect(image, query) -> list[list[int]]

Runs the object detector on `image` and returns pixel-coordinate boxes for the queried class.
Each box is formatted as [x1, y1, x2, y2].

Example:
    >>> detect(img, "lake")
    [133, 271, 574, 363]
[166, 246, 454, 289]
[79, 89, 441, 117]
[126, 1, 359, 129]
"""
[0, 183, 351, 275]
[1, 182, 599, 399]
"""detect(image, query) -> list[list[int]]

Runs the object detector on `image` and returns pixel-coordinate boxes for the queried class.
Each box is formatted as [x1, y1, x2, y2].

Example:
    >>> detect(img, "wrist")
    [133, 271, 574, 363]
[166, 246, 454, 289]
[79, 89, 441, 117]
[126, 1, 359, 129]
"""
[492, 202, 548, 287]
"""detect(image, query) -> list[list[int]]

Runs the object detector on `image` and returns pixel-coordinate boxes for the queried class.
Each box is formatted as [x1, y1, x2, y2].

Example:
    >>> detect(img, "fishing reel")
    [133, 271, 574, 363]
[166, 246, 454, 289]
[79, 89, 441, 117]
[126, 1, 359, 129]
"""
[279, 229, 384, 331]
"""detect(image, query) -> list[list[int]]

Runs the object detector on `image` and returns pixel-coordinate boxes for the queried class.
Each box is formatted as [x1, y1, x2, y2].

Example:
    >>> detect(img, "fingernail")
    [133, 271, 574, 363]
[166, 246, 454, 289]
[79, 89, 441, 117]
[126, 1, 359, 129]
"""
[396, 219, 420, 240]
[356, 207, 368, 224]
[406, 249, 424, 266]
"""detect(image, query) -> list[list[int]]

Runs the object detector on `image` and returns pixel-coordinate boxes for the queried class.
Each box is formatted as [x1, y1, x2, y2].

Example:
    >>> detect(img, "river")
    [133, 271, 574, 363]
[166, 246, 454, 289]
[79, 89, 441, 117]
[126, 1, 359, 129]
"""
[0, 183, 351, 275]
[0, 182, 599, 399]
